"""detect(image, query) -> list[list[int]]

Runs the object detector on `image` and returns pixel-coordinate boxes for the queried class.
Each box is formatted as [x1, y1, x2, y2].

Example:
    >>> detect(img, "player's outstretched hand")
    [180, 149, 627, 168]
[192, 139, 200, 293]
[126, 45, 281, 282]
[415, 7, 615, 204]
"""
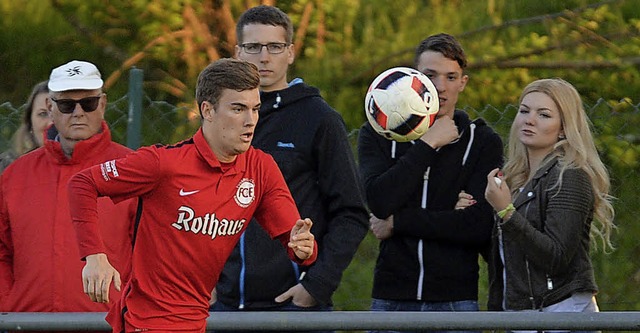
[289, 218, 314, 260]
[82, 253, 121, 303]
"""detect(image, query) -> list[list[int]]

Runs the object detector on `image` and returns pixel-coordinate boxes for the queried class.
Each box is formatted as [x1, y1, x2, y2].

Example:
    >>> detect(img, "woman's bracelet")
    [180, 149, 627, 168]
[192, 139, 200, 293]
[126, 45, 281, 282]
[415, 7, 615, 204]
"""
[497, 203, 515, 219]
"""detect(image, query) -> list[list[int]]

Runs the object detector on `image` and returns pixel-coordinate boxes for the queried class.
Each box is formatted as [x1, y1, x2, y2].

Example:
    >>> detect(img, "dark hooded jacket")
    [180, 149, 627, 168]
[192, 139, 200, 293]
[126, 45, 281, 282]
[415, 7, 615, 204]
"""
[358, 110, 503, 301]
[215, 81, 369, 308]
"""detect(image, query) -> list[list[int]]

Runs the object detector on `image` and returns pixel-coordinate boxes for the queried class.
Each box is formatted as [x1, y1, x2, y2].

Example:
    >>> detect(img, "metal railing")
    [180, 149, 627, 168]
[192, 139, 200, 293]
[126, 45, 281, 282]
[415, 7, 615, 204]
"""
[2, 311, 640, 331]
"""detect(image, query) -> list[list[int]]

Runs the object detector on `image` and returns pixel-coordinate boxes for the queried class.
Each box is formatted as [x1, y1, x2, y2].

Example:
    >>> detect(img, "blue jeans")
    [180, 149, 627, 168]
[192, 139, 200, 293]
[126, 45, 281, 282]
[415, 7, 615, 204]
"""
[210, 300, 334, 333]
[369, 298, 481, 333]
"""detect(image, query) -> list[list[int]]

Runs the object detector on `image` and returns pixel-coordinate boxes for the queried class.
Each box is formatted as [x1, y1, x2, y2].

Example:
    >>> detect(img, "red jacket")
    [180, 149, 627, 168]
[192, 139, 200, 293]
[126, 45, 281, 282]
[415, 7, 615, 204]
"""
[0, 122, 136, 312]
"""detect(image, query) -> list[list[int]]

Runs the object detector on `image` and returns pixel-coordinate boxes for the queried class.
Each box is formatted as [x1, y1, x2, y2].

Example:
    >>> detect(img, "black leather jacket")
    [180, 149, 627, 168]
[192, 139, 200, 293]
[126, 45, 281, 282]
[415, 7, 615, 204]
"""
[488, 157, 598, 310]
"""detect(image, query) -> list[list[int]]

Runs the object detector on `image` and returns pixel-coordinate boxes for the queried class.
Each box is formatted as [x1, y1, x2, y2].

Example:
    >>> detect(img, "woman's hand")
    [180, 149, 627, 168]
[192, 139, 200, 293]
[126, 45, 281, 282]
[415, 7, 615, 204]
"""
[485, 168, 512, 212]
[455, 190, 476, 210]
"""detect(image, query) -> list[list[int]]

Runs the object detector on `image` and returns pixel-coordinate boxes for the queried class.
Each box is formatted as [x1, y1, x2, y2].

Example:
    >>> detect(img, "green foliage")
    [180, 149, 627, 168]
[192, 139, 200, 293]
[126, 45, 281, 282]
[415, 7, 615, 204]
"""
[291, 0, 640, 134]
[333, 233, 377, 310]
[0, 1, 82, 105]
[591, 99, 640, 170]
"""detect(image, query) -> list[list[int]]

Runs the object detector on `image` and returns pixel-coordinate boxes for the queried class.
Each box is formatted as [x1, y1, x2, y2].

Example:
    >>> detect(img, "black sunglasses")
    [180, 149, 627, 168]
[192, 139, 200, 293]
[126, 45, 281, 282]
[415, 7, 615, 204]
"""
[50, 95, 102, 114]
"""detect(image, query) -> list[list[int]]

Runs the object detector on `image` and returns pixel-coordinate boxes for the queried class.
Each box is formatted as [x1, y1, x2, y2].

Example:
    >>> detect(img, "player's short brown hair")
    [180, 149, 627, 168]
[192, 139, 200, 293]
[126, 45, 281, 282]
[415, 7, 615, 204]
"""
[196, 58, 260, 117]
[414, 33, 467, 70]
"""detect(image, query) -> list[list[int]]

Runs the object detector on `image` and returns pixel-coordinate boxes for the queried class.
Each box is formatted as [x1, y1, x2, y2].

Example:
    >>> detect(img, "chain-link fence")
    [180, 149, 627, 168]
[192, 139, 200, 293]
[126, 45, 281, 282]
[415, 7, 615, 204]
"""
[1, 97, 639, 312]
[0, 95, 199, 153]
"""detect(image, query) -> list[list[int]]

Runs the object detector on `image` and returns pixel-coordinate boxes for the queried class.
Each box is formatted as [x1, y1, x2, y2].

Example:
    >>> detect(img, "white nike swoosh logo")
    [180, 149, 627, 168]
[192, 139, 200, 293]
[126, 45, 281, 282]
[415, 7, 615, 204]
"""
[179, 189, 200, 196]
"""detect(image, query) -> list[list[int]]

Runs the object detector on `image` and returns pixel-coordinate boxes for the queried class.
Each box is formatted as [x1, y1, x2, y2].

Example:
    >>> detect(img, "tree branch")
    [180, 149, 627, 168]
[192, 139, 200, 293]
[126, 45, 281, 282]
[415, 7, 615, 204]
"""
[470, 30, 639, 68]
[475, 56, 640, 70]
[49, 0, 129, 62]
[348, 0, 629, 84]
[458, 0, 623, 38]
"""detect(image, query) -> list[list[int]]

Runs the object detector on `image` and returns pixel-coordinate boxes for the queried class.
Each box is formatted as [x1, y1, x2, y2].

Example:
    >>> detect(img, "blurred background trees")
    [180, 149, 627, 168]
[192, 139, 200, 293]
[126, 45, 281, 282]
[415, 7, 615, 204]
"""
[1, 0, 639, 312]
[2, 0, 638, 123]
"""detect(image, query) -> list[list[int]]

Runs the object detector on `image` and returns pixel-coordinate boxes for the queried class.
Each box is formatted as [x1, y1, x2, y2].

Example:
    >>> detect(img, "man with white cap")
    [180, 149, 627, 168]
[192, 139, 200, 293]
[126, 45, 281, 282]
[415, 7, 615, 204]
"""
[0, 60, 136, 316]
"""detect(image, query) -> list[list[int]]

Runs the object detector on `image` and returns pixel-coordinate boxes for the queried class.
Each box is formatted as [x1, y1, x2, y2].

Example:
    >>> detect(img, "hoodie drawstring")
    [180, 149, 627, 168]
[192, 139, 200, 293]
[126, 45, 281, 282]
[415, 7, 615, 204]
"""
[462, 123, 476, 166]
[273, 93, 282, 109]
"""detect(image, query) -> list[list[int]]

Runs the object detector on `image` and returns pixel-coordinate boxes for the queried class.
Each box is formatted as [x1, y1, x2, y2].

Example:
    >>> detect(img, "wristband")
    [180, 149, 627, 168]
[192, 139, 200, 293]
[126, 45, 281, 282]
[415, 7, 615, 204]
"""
[497, 203, 515, 219]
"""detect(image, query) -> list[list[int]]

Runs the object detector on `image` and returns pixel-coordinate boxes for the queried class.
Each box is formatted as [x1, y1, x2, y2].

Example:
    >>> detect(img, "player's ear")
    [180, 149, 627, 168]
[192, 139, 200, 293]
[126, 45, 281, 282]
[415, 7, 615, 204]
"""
[287, 43, 295, 65]
[459, 73, 469, 92]
[201, 101, 215, 122]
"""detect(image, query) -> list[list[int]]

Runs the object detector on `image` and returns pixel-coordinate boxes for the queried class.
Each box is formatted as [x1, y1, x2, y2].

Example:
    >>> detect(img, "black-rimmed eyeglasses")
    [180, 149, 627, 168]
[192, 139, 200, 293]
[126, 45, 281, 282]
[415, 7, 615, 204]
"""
[51, 95, 102, 114]
[240, 43, 289, 54]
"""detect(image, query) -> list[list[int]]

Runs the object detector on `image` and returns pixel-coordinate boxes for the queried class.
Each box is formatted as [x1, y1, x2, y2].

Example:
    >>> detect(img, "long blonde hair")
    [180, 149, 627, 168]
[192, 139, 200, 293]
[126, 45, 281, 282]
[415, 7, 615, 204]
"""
[503, 78, 615, 251]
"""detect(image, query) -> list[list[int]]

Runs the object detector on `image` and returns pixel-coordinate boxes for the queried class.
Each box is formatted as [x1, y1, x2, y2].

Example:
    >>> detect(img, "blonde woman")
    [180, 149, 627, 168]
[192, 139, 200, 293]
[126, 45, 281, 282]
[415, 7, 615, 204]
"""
[0, 81, 52, 173]
[483, 78, 615, 326]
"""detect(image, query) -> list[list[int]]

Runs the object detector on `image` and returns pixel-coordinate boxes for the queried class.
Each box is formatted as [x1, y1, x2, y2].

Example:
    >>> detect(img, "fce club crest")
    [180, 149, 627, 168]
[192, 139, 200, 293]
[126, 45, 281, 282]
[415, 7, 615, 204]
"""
[235, 178, 255, 208]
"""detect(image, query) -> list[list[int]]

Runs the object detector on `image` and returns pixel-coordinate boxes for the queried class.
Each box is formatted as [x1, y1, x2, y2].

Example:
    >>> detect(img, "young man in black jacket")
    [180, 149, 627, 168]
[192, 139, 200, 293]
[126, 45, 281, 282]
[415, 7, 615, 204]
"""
[211, 5, 369, 332]
[358, 33, 504, 333]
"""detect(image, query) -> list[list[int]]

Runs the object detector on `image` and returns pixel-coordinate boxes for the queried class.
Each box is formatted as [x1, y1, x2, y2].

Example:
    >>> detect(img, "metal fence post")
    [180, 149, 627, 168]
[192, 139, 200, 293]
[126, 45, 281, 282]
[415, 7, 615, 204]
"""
[126, 67, 143, 149]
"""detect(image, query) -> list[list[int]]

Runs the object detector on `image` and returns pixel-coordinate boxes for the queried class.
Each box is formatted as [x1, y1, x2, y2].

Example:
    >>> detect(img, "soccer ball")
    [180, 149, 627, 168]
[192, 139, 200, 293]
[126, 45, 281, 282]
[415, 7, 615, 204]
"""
[365, 67, 439, 142]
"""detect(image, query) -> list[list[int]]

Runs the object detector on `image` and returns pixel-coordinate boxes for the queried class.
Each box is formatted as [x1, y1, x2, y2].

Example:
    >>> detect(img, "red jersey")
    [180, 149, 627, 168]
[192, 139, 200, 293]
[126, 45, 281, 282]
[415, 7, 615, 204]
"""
[68, 129, 316, 332]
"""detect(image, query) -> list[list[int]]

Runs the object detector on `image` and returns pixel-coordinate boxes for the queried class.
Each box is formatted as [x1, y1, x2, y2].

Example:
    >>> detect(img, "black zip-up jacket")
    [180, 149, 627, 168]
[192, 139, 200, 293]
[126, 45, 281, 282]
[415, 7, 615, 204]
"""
[358, 110, 503, 301]
[487, 157, 598, 311]
[215, 81, 369, 308]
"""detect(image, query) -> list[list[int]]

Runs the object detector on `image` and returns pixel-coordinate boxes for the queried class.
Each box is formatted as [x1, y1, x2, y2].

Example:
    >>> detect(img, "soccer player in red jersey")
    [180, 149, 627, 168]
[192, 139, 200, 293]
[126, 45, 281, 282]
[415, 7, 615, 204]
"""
[67, 58, 317, 332]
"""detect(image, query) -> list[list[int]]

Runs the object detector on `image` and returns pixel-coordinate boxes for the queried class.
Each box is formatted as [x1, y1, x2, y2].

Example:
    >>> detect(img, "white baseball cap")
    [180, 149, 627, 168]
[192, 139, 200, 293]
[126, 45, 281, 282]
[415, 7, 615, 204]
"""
[48, 60, 104, 92]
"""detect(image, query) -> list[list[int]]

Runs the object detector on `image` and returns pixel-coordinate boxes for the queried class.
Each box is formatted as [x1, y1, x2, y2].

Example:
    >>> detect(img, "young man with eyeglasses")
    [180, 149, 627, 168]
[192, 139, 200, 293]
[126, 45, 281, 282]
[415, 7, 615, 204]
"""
[211, 6, 369, 332]
[0, 60, 136, 318]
